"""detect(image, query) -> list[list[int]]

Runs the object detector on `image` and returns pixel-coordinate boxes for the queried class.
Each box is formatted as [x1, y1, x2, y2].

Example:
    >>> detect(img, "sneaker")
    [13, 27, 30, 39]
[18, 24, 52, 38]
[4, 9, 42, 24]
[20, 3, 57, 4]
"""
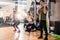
[17, 30, 20, 33]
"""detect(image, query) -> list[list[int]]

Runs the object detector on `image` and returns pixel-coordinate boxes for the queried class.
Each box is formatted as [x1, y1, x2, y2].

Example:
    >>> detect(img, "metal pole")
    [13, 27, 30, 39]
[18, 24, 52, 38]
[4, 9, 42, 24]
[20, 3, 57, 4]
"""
[46, 0, 50, 33]
[34, 0, 36, 25]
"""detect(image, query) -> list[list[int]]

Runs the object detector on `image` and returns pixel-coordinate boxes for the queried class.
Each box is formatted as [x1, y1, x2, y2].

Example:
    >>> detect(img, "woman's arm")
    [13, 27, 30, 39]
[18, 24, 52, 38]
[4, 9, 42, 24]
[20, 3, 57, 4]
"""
[43, 4, 47, 14]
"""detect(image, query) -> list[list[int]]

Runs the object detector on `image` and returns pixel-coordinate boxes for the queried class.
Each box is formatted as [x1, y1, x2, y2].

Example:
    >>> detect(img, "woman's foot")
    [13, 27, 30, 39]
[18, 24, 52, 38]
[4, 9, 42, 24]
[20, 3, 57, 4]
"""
[17, 29, 20, 33]
[38, 36, 43, 39]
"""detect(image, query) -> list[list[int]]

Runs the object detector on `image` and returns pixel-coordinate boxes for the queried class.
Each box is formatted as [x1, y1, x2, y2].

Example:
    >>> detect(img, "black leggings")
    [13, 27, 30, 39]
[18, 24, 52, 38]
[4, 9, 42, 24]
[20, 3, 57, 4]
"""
[39, 20, 48, 37]
[13, 21, 20, 28]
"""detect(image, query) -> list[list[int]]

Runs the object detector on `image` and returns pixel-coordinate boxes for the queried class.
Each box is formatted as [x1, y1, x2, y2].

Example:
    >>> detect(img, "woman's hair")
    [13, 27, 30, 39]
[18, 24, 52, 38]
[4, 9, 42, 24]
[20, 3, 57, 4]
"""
[40, 0, 44, 2]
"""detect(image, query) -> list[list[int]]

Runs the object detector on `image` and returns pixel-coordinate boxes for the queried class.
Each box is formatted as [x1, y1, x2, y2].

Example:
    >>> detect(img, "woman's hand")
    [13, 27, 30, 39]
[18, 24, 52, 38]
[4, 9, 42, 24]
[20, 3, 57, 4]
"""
[43, 3, 47, 7]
